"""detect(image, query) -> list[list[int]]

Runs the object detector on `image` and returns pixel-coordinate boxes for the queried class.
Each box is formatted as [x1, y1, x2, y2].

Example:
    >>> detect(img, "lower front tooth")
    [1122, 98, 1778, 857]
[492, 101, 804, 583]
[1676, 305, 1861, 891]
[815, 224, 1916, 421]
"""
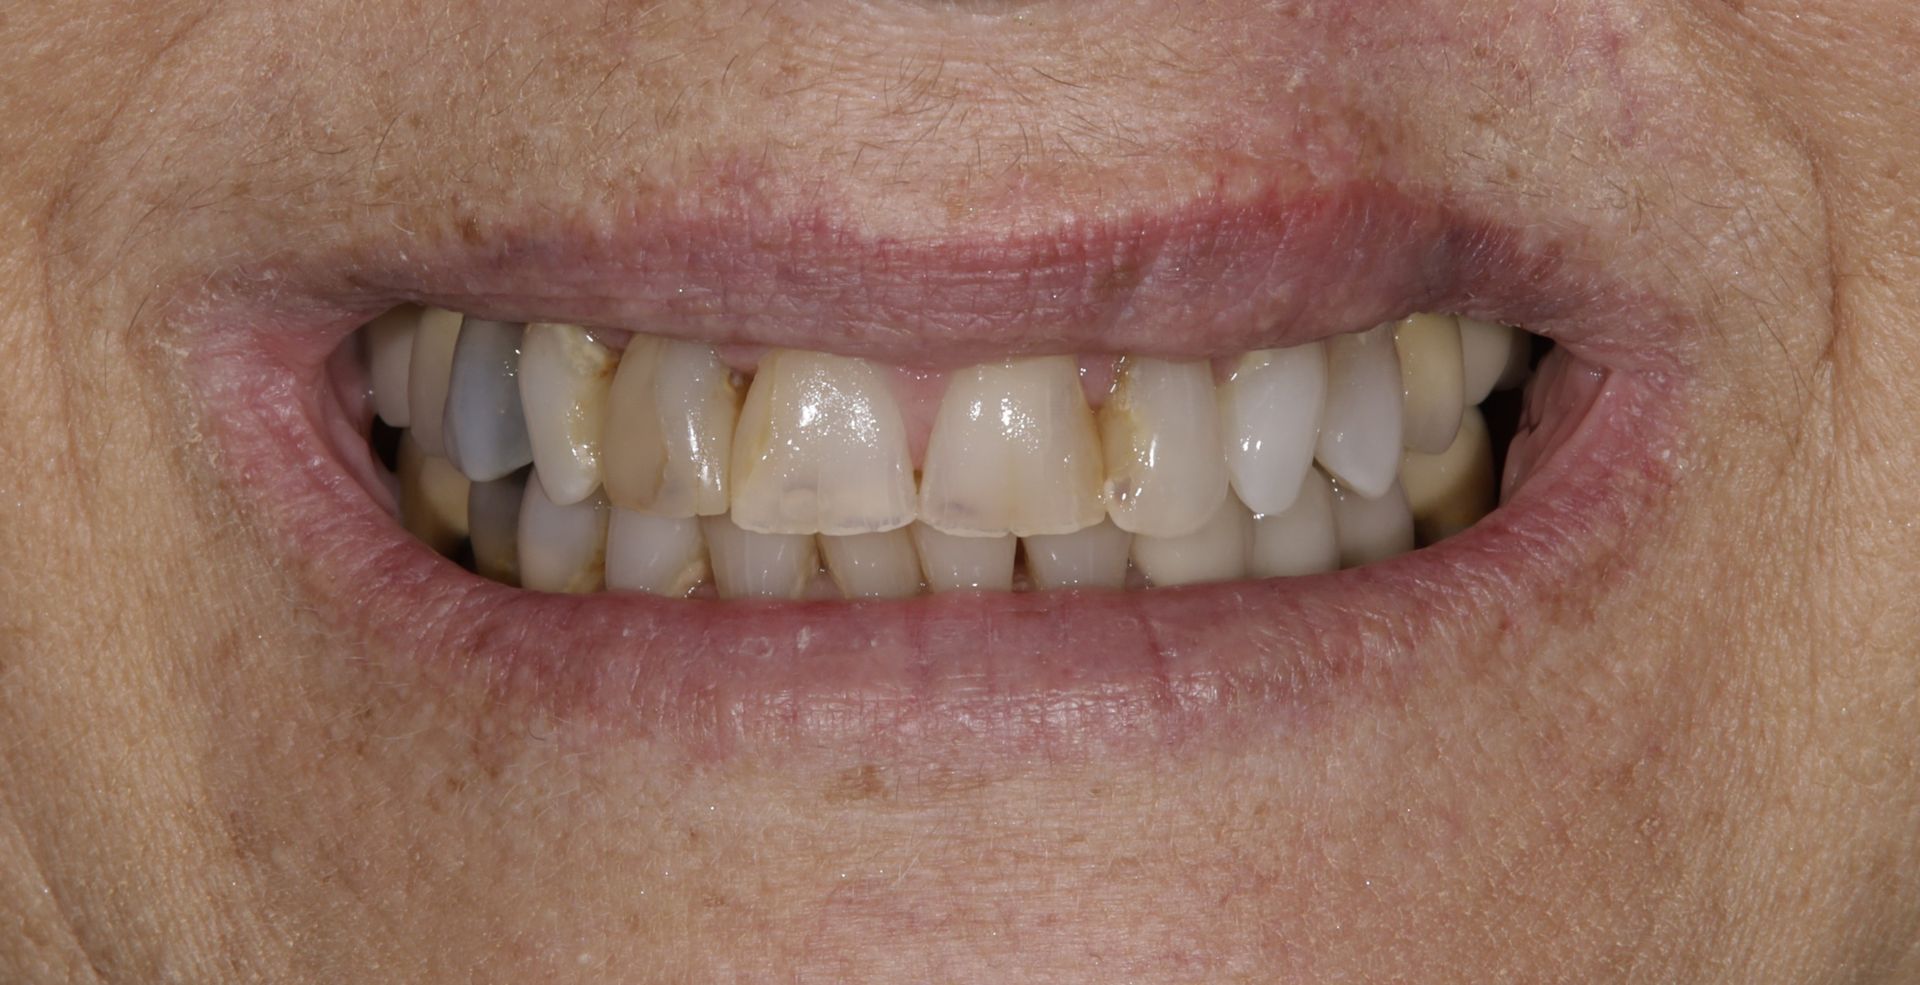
[701, 514, 818, 599]
[1251, 469, 1340, 578]
[911, 524, 1016, 593]
[397, 432, 470, 556]
[519, 323, 617, 507]
[467, 469, 527, 586]
[517, 474, 610, 594]
[442, 319, 534, 482]
[404, 308, 465, 456]
[1394, 313, 1466, 455]
[1459, 318, 1531, 403]
[1130, 496, 1253, 588]
[1330, 478, 1415, 568]
[606, 509, 709, 596]
[819, 529, 922, 599]
[1100, 357, 1230, 537]
[1022, 519, 1133, 590]
[1315, 324, 1404, 499]
[1401, 406, 1496, 544]
[366, 306, 417, 428]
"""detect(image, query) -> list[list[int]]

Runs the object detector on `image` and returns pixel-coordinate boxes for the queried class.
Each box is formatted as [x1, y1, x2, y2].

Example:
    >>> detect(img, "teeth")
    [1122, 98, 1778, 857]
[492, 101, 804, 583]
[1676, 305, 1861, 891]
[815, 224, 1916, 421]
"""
[1459, 318, 1531, 404]
[366, 306, 417, 427]
[819, 529, 923, 599]
[1314, 324, 1404, 499]
[700, 514, 819, 599]
[604, 337, 741, 518]
[518, 323, 618, 506]
[404, 307, 465, 456]
[1099, 357, 1231, 537]
[729, 350, 916, 536]
[605, 509, 709, 597]
[1330, 478, 1416, 568]
[397, 432, 470, 556]
[919, 356, 1105, 537]
[442, 318, 534, 482]
[516, 474, 610, 594]
[467, 470, 527, 586]
[1401, 406, 1497, 544]
[1393, 314, 1466, 455]
[1218, 343, 1327, 515]
[1251, 469, 1340, 578]
[911, 524, 1016, 593]
[1130, 495, 1253, 588]
[1022, 519, 1132, 590]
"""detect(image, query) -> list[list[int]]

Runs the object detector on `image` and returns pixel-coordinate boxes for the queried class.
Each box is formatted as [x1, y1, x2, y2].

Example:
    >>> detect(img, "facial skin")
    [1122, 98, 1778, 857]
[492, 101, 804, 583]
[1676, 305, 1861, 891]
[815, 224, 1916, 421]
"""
[2, 0, 1919, 981]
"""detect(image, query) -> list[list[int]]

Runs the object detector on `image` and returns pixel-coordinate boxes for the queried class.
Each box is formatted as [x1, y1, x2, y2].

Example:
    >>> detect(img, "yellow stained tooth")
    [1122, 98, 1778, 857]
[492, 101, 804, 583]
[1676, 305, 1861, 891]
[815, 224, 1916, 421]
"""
[1251, 469, 1339, 578]
[1330, 477, 1415, 568]
[397, 431, 470, 557]
[1022, 519, 1133, 591]
[606, 508, 709, 597]
[1394, 313, 1466, 455]
[1130, 495, 1253, 588]
[1459, 317, 1531, 403]
[702, 514, 818, 599]
[604, 337, 741, 518]
[919, 356, 1105, 538]
[404, 307, 465, 456]
[1400, 406, 1497, 544]
[366, 305, 419, 428]
[1099, 357, 1230, 538]
[516, 474, 610, 594]
[519, 323, 617, 506]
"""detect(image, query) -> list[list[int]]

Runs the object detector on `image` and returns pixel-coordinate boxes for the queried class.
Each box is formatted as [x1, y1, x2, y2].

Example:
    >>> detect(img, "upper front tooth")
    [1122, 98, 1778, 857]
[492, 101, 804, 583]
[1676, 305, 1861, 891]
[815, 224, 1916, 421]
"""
[1130, 494, 1253, 588]
[918, 356, 1105, 537]
[1022, 518, 1133, 590]
[605, 508, 709, 597]
[366, 306, 417, 427]
[1099, 357, 1230, 537]
[701, 514, 819, 599]
[603, 337, 741, 518]
[404, 307, 465, 456]
[729, 350, 916, 536]
[1394, 313, 1466, 455]
[911, 523, 1016, 593]
[1251, 468, 1340, 578]
[518, 323, 618, 506]
[1459, 318, 1531, 403]
[1401, 405, 1496, 544]
[1218, 343, 1327, 515]
[442, 318, 534, 482]
[1315, 324, 1404, 499]
[1330, 478, 1415, 568]
[819, 528, 922, 599]
[517, 474, 610, 594]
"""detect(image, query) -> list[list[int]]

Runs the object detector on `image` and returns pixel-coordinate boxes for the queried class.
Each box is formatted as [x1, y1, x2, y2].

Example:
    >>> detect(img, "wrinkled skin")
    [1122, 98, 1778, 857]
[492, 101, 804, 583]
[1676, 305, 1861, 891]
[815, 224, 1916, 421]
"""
[2, 0, 1919, 981]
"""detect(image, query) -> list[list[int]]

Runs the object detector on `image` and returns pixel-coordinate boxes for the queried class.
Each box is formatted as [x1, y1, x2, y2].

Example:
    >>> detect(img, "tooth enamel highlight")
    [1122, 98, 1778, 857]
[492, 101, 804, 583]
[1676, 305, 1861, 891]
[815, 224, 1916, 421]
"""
[604, 338, 740, 518]
[467, 470, 527, 585]
[518, 323, 618, 507]
[1130, 495, 1253, 588]
[728, 350, 916, 536]
[1394, 313, 1466, 455]
[1099, 357, 1230, 537]
[516, 474, 611, 594]
[1022, 518, 1133, 590]
[442, 318, 534, 482]
[1460, 317, 1531, 404]
[1251, 469, 1340, 578]
[1401, 406, 1497, 544]
[1314, 324, 1404, 500]
[605, 509, 709, 596]
[397, 432, 470, 556]
[911, 524, 1016, 593]
[701, 514, 819, 599]
[404, 307, 465, 456]
[1218, 343, 1327, 515]
[367, 306, 417, 427]
[1330, 478, 1416, 568]
[918, 356, 1105, 537]
[819, 529, 922, 599]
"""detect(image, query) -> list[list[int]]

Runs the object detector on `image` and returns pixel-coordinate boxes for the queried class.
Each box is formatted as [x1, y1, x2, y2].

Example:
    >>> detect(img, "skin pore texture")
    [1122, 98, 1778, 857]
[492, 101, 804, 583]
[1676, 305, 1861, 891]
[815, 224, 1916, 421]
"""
[2, 0, 1920, 981]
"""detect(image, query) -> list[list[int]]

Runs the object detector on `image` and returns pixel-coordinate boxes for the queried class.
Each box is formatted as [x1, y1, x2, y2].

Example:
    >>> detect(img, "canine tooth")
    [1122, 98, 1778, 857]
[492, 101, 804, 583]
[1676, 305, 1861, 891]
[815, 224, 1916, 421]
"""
[1099, 357, 1230, 537]
[404, 307, 464, 456]
[1130, 495, 1253, 588]
[911, 524, 1016, 593]
[518, 323, 618, 506]
[1218, 343, 1327, 516]
[516, 474, 610, 594]
[604, 338, 741, 517]
[701, 514, 819, 599]
[1394, 313, 1466, 455]
[1401, 406, 1497, 544]
[729, 350, 915, 536]
[1460, 318, 1531, 403]
[606, 509, 708, 596]
[442, 319, 534, 482]
[819, 529, 922, 599]
[1022, 519, 1132, 590]
[366, 306, 417, 427]
[919, 356, 1105, 537]
[397, 432, 470, 556]
[1315, 324, 1403, 499]
[467, 469, 527, 585]
[1251, 469, 1340, 578]
[1330, 478, 1416, 568]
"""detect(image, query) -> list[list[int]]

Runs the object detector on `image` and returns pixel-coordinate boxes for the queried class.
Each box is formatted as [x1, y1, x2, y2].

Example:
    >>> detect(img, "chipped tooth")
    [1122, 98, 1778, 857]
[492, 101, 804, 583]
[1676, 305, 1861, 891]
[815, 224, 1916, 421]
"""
[1130, 495, 1253, 588]
[1218, 343, 1327, 515]
[604, 337, 741, 518]
[404, 307, 465, 456]
[1394, 313, 1466, 455]
[729, 350, 916, 536]
[1459, 318, 1531, 404]
[606, 509, 709, 596]
[397, 432, 470, 556]
[1251, 469, 1340, 578]
[1022, 519, 1132, 591]
[819, 529, 922, 599]
[442, 319, 534, 482]
[919, 356, 1105, 537]
[1330, 478, 1416, 568]
[1401, 406, 1497, 544]
[516, 473, 610, 594]
[911, 523, 1016, 593]
[1315, 324, 1404, 499]
[366, 306, 417, 427]
[518, 323, 618, 506]
[1099, 357, 1231, 537]
[701, 514, 819, 599]
[467, 469, 528, 586]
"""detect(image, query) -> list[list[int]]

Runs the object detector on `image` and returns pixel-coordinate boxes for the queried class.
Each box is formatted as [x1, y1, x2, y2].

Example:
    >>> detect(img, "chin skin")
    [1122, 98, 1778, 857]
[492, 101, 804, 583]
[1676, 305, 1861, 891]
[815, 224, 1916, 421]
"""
[3, 0, 1920, 982]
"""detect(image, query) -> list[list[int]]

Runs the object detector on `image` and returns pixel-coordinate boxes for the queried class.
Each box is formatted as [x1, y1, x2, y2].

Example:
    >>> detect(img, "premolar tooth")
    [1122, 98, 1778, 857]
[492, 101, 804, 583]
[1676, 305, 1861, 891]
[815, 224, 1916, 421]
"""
[366, 306, 417, 427]
[1401, 406, 1496, 544]
[442, 319, 534, 482]
[919, 356, 1104, 537]
[1251, 469, 1340, 578]
[1099, 357, 1230, 537]
[1130, 496, 1253, 588]
[1459, 318, 1531, 403]
[1330, 478, 1416, 568]
[516, 474, 610, 594]
[604, 338, 740, 518]
[1394, 314, 1466, 455]
[404, 307, 464, 456]
[518, 323, 617, 506]
[819, 529, 922, 599]
[1315, 324, 1404, 499]
[701, 514, 819, 599]
[397, 432, 470, 556]
[1022, 519, 1132, 590]
[1218, 343, 1327, 515]
[467, 469, 527, 586]
[606, 509, 709, 596]
[730, 350, 916, 536]
[911, 524, 1016, 593]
